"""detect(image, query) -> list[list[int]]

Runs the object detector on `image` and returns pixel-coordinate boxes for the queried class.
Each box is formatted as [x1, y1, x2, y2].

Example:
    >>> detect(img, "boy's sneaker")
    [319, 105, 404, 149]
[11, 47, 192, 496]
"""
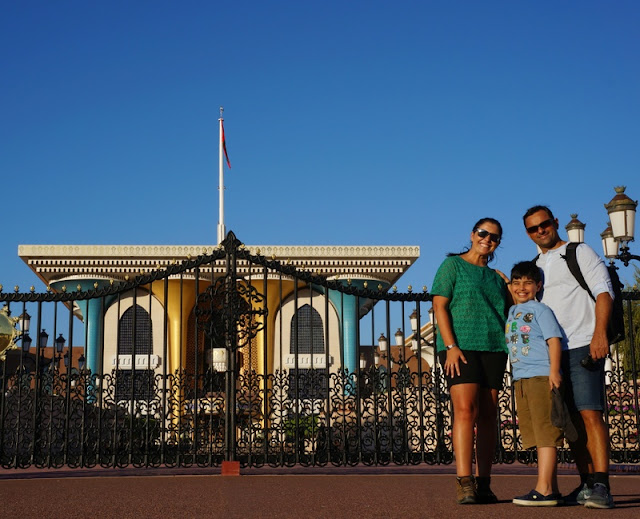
[564, 483, 591, 506]
[513, 489, 561, 507]
[584, 483, 614, 509]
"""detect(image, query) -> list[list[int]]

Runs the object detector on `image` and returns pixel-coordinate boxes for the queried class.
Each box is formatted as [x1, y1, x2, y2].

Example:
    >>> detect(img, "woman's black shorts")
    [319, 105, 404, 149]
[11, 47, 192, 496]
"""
[437, 349, 507, 390]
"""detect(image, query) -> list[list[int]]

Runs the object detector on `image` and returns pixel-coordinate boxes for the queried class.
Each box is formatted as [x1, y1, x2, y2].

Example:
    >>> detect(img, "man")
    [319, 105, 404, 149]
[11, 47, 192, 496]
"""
[522, 205, 614, 509]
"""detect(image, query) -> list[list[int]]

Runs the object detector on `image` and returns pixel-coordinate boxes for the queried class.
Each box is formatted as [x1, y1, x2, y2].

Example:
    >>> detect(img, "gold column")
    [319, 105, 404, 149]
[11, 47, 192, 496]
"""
[250, 279, 305, 376]
[151, 279, 197, 373]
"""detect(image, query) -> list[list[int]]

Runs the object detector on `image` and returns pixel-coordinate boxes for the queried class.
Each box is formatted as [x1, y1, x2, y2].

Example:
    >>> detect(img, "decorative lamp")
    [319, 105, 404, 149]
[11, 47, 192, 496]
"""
[394, 328, 404, 346]
[39, 329, 49, 349]
[601, 222, 619, 259]
[359, 353, 367, 370]
[565, 214, 586, 243]
[21, 333, 32, 353]
[55, 334, 66, 354]
[409, 309, 418, 333]
[378, 333, 388, 352]
[605, 186, 637, 242]
[18, 312, 31, 333]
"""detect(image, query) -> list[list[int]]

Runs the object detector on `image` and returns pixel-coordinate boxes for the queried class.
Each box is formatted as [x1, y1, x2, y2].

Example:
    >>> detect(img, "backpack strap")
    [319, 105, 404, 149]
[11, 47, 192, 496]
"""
[563, 242, 596, 301]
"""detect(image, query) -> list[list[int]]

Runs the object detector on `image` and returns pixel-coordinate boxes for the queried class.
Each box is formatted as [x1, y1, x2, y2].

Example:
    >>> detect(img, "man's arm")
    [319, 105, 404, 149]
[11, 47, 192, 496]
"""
[546, 336, 562, 390]
[591, 292, 613, 360]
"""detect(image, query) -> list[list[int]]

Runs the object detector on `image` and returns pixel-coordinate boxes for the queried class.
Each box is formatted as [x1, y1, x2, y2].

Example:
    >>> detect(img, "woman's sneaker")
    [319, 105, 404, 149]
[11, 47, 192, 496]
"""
[513, 489, 561, 507]
[584, 483, 614, 509]
[564, 483, 591, 505]
[476, 476, 498, 504]
[456, 476, 477, 504]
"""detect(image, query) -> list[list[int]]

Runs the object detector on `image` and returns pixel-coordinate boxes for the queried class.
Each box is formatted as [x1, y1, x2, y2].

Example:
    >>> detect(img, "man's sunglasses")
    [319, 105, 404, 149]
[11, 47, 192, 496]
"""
[526, 218, 555, 234]
[476, 228, 501, 243]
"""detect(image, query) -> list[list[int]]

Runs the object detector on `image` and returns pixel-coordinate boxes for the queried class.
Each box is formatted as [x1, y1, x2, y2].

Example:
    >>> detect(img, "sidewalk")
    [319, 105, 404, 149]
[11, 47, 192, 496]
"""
[1, 465, 639, 518]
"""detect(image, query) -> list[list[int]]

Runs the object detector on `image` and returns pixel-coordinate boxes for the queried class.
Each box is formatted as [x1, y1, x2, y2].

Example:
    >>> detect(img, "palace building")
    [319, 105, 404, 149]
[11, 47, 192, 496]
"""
[17, 240, 421, 382]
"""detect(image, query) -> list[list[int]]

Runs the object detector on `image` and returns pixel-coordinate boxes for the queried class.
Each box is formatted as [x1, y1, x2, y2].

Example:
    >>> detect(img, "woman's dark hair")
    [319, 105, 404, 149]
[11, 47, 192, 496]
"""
[447, 217, 503, 263]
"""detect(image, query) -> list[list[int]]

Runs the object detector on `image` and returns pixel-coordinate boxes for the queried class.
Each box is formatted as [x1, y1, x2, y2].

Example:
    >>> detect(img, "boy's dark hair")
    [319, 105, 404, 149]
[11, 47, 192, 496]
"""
[522, 205, 555, 225]
[510, 261, 542, 283]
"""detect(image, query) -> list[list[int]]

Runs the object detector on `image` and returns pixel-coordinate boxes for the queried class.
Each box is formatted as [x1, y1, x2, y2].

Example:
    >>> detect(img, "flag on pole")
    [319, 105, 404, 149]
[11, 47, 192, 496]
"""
[222, 120, 231, 168]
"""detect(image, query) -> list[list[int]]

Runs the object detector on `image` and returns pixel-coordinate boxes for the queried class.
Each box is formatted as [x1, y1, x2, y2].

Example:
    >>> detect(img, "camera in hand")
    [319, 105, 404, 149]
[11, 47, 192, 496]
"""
[580, 354, 601, 371]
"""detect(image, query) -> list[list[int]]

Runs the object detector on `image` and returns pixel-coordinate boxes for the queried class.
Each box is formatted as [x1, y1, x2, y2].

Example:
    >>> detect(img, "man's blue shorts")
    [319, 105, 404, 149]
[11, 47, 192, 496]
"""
[561, 344, 605, 413]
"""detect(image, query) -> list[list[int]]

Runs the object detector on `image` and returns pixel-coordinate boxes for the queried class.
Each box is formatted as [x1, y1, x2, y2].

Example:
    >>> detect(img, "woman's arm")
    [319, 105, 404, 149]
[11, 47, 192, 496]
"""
[432, 295, 467, 377]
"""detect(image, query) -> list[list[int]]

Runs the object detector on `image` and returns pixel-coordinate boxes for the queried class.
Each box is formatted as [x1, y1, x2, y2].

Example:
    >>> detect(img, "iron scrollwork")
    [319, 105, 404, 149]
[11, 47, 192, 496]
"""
[195, 275, 268, 354]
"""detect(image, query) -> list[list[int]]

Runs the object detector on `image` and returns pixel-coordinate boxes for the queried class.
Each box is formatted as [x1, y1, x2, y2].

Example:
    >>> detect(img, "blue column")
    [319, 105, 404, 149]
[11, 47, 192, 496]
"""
[326, 280, 390, 375]
[51, 279, 116, 375]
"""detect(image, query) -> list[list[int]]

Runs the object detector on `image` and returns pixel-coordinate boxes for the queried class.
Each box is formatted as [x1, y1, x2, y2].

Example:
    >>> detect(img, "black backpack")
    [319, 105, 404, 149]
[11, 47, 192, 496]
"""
[562, 243, 625, 344]
[533, 242, 625, 344]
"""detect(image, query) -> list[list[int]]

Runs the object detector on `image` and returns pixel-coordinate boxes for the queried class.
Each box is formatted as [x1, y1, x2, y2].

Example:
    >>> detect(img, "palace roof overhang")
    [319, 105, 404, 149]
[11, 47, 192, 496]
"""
[18, 243, 420, 288]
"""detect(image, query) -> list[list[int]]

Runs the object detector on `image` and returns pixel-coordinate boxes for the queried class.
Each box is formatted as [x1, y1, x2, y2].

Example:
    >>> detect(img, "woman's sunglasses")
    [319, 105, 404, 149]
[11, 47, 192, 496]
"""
[526, 218, 554, 234]
[476, 228, 501, 243]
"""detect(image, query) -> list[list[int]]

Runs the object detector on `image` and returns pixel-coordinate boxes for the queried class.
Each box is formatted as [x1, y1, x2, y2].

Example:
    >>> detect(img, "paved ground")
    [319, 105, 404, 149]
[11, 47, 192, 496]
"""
[0, 465, 639, 518]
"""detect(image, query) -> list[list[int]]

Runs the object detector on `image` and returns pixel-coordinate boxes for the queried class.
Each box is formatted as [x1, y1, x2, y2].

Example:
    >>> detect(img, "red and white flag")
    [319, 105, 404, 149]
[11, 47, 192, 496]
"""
[221, 120, 231, 169]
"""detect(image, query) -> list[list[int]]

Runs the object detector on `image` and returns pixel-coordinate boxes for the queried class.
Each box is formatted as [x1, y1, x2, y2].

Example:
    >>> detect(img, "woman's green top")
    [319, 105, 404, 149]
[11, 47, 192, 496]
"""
[431, 255, 508, 354]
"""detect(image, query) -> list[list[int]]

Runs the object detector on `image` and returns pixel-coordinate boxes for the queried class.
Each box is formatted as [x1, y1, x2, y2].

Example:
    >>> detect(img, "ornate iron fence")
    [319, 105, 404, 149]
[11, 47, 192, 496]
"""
[0, 232, 638, 469]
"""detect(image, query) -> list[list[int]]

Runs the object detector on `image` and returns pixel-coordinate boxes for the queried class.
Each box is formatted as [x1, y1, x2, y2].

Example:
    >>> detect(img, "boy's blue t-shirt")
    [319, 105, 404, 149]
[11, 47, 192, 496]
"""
[505, 299, 563, 381]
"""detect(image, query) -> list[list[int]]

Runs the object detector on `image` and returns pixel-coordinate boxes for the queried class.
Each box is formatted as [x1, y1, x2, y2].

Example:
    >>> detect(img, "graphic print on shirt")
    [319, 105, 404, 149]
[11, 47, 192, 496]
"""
[507, 311, 534, 362]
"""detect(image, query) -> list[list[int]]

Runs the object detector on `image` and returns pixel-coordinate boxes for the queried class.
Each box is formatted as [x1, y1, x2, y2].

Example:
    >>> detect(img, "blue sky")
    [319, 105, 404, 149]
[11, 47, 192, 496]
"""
[1, 0, 639, 294]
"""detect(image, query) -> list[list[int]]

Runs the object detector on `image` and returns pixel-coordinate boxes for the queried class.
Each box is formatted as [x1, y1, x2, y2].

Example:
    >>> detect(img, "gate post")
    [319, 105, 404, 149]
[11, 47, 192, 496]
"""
[223, 231, 239, 463]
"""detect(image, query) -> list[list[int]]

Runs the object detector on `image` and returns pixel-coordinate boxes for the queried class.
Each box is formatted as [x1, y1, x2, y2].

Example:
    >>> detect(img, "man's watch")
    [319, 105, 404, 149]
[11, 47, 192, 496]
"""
[445, 344, 458, 351]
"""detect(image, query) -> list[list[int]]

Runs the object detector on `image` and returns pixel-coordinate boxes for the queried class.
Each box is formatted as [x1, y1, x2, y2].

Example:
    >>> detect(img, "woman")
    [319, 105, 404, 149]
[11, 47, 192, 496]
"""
[431, 217, 510, 505]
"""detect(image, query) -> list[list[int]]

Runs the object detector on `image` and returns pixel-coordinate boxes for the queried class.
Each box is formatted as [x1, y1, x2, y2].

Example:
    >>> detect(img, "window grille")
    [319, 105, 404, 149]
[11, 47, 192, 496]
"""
[290, 304, 324, 355]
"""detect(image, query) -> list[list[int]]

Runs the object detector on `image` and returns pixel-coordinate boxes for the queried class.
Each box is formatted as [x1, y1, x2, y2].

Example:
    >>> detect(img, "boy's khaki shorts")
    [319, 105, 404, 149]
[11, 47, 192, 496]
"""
[514, 376, 564, 449]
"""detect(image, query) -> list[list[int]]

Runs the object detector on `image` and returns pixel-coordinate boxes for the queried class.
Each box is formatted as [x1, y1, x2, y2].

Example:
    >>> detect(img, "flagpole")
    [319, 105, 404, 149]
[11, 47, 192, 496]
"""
[217, 106, 225, 244]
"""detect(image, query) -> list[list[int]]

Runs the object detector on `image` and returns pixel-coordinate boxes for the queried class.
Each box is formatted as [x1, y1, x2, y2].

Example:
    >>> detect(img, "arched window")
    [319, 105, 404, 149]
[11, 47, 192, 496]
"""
[118, 304, 152, 355]
[116, 304, 153, 401]
[290, 304, 324, 354]
[289, 304, 326, 400]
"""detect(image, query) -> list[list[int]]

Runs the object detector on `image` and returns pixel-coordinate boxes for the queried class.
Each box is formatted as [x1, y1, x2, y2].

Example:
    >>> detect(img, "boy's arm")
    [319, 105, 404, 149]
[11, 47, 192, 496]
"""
[546, 336, 562, 390]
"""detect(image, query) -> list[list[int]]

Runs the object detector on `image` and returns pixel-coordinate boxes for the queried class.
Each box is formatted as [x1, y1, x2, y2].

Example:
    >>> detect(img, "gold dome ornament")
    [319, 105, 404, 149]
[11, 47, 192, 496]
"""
[0, 306, 20, 362]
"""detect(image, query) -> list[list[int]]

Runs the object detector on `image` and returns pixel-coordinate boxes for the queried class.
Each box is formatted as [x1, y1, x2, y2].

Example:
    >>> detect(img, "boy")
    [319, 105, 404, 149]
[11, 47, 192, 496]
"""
[506, 261, 564, 506]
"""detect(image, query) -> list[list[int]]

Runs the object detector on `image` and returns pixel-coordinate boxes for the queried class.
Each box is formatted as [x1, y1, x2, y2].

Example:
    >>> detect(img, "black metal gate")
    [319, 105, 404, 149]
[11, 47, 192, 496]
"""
[0, 232, 639, 469]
